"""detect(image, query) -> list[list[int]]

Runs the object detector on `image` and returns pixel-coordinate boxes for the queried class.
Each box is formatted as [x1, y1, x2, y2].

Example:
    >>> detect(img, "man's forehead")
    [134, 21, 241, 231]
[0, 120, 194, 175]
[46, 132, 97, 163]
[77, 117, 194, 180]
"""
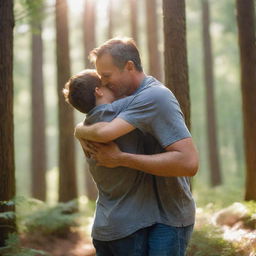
[96, 53, 114, 66]
[96, 54, 119, 75]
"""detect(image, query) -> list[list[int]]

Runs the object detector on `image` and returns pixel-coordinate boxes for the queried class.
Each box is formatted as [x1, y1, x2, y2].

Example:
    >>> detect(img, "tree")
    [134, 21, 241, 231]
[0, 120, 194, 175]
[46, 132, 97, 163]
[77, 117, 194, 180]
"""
[201, 0, 222, 186]
[30, 6, 47, 201]
[82, 0, 98, 201]
[0, 0, 16, 246]
[162, 0, 190, 129]
[55, 0, 78, 202]
[107, 0, 113, 39]
[129, 0, 138, 43]
[146, 0, 162, 81]
[83, 0, 96, 68]
[236, 0, 256, 200]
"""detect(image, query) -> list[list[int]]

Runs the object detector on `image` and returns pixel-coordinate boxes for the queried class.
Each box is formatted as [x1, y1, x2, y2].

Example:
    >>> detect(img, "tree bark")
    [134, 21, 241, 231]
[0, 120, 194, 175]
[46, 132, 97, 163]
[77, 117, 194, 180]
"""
[55, 0, 78, 202]
[201, 0, 222, 187]
[0, 0, 16, 246]
[146, 0, 162, 81]
[31, 23, 47, 200]
[82, 0, 98, 201]
[107, 0, 113, 39]
[130, 0, 138, 43]
[83, 0, 96, 68]
[162, 0, 191, 130]
[236, 0, 256, 200]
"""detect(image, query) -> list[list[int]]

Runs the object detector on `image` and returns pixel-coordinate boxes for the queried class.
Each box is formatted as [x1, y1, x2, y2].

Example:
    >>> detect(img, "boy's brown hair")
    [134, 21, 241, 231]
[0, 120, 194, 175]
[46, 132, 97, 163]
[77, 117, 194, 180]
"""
[63, 69, 101, 114]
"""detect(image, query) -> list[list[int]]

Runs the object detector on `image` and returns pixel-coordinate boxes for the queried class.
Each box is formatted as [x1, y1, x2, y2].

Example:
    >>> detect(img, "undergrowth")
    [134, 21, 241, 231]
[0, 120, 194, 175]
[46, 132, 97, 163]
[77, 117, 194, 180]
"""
[0, 197, 82, 255]
[187, 225, 239, 256]
[0, 233, 48, 256]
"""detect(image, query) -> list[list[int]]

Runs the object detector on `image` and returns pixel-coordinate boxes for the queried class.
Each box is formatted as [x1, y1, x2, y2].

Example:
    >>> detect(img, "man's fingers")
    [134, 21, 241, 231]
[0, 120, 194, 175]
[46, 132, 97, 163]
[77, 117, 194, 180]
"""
[85, 141, 100, 152]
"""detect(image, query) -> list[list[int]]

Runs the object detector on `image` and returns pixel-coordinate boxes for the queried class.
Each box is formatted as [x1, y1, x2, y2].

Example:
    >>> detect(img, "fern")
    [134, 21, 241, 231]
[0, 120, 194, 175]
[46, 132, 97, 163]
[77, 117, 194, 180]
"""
[0, 233, 48, 256]
[21, 199, 80, 236]
[0, 211, 15, 220]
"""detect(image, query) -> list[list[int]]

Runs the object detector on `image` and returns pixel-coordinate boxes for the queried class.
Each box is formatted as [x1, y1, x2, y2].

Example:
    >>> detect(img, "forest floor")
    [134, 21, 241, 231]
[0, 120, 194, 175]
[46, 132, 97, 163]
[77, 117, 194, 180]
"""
[21, 229, 96, 256]
[21, 206, 256, 256]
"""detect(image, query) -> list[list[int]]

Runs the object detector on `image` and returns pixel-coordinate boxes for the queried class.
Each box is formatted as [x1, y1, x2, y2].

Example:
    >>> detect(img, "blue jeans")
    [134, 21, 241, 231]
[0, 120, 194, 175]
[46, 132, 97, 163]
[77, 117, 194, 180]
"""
[93, 223, 193, 256]
[93, 227, 148, 256]
[148, 223, 194, 256]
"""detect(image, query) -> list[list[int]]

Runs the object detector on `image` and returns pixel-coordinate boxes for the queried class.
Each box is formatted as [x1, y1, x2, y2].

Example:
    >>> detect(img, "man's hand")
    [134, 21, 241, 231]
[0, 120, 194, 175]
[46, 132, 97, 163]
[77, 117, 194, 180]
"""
[78, 139, 92, 158]
[87, 141, 124, 168]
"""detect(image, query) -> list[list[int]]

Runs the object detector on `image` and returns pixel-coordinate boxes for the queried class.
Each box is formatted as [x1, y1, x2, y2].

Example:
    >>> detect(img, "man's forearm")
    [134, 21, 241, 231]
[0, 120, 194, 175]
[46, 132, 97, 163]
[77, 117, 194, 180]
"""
[116, 150, 198, 177]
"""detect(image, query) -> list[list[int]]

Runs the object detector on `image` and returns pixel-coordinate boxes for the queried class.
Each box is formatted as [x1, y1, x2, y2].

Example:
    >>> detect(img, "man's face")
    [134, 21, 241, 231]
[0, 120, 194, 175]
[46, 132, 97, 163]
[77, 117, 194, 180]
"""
[95, 53, 133, 98]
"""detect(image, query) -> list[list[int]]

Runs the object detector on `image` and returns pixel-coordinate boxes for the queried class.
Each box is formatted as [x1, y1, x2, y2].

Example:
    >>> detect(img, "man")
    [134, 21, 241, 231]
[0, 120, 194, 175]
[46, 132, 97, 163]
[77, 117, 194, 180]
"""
[75, 38, 199, 256]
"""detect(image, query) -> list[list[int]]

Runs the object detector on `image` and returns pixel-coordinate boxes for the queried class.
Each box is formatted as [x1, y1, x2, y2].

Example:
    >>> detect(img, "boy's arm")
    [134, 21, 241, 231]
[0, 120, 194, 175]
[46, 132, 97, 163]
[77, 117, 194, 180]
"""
[74, 118, 135, 143]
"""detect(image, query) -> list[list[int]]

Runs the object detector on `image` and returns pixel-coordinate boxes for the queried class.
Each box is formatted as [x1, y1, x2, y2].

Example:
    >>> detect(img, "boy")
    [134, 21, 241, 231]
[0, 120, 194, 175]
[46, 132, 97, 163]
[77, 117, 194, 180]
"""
[63, 69, 159, 256]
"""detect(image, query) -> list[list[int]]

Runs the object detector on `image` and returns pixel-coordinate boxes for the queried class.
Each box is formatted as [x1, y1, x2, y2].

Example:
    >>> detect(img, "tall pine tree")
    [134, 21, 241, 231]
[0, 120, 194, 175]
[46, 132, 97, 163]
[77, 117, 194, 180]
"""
[201, 0, 222, 187]
[162, 0, 190, 129]
[236, 0, 256, 200]
[55, 0, 78, 202]
[0, 0, 16, 246]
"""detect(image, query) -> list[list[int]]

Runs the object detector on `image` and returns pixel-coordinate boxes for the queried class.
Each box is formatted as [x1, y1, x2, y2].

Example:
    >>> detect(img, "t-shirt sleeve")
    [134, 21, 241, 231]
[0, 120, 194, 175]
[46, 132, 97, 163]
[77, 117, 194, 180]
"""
[117, 86, 191, 148]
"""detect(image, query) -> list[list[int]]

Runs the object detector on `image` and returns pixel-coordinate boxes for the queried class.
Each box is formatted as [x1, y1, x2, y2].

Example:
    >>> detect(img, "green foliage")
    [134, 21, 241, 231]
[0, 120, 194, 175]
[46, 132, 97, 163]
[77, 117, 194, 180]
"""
[0, 233, 48, 256]
[244, 200, 256, 215]
[15, 0, 45, 29]
[18, 198, 80, 236]
[187, 225, 239, 256]
[1, 197, 80, 237]
[242, 201, 256, 229]
[193, 179, 243, 210]
[0, 211, 16, 220]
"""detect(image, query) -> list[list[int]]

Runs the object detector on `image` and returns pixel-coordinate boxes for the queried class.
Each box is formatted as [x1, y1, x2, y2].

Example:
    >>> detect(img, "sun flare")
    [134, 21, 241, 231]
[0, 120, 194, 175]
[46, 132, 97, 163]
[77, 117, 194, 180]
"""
[67, 0, 86, 14]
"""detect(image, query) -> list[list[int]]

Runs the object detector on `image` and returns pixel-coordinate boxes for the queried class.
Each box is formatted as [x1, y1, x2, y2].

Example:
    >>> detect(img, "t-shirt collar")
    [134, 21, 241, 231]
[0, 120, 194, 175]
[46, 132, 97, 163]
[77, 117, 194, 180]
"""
[132, 76, 155, 95]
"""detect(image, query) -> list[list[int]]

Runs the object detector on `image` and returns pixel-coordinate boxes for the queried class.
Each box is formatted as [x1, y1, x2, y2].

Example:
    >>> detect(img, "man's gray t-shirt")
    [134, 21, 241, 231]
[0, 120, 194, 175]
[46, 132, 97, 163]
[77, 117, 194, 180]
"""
[118, 76, 196, 227]
[85, 98, 159, 241]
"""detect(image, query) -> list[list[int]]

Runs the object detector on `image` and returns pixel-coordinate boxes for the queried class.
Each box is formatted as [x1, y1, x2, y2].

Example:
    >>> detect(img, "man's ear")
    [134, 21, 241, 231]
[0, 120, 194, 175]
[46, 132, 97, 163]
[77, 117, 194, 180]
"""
[95, 87, 103, 97]
[126, 60, 135, 71]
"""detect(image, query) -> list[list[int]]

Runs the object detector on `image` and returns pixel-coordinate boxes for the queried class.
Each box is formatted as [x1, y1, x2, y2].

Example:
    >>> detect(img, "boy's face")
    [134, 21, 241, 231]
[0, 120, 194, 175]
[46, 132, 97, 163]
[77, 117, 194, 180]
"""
[99, 85, 116, 103]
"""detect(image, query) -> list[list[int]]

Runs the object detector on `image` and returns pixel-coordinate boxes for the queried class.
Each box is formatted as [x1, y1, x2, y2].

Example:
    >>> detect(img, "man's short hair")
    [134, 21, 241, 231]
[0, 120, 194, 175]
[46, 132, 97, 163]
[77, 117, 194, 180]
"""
[63, 69, 101, 114]
[89, 37, 143, 72]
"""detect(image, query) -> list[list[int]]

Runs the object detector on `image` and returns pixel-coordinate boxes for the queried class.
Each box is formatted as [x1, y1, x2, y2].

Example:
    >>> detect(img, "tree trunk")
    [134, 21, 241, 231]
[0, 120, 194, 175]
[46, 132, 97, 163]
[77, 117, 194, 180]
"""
[201, 0, 222, 187]
[146, 0, 162, 81]
[236, 0, 256, 200]
[162, 0, 190, 130]
[82, 0, 98, 201]
[130, 0, 138, 43]
[55, 0, 78, 202]
[0, 0, 16, 246]
[107, 0, 113, 39]
[83, 0, 96, 68]
[31, 23, 47, 200]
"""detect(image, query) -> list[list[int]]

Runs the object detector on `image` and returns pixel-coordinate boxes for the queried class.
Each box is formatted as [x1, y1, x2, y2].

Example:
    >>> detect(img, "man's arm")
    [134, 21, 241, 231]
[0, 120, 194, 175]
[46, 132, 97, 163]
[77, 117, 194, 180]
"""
[74, 118, 135, 143]
[88, 137, 199, 177]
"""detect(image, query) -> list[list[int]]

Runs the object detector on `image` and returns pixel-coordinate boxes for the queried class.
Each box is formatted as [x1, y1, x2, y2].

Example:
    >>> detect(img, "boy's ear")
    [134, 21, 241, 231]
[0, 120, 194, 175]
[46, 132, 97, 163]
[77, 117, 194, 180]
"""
[95, 87, 103, 97]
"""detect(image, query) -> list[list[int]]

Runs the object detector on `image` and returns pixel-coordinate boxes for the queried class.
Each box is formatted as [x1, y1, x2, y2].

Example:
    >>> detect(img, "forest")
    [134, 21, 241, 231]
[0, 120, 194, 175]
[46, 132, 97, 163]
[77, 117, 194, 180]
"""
[0, 0, 256, 255]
